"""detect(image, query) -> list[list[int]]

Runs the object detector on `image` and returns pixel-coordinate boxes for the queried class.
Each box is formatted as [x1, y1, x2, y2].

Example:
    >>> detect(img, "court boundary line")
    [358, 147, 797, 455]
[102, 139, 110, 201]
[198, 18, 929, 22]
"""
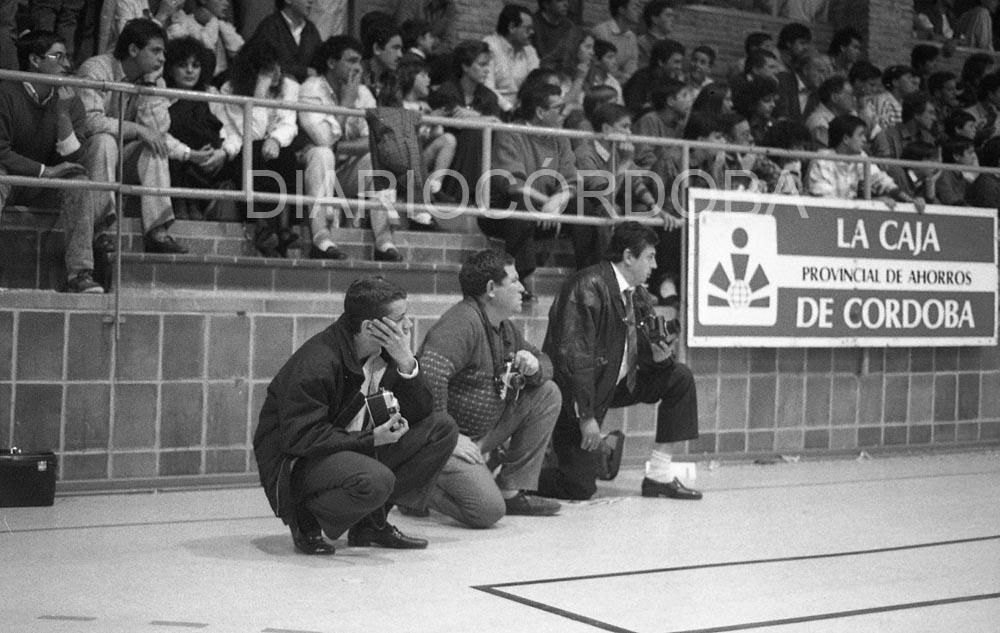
[472, 535, 1000, 633]
[1, 515, 276, 534]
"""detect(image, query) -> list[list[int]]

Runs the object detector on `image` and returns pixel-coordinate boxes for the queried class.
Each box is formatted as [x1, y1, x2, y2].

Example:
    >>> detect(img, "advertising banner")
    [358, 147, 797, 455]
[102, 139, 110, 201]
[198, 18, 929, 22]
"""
[686, 189, 998, 347]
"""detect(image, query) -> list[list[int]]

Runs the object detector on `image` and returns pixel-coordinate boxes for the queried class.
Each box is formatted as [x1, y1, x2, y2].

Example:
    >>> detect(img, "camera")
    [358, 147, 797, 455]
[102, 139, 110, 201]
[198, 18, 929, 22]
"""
[365, 389, 400, 427]
[640, 314, 681, 344]
[495, 361, 527, 402]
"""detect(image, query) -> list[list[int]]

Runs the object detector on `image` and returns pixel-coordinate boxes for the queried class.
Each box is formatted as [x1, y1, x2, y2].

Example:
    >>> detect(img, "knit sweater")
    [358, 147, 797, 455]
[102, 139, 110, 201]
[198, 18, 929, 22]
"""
[418, 297, 552, 439]
[0, 81, 86, 177]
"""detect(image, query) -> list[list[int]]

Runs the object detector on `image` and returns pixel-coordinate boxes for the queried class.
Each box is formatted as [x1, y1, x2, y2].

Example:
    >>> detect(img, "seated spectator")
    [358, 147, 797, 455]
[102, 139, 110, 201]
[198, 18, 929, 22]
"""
[413, 249, 562, 526]
[623, 37, 684, 118]
[760, 119, 813, 194]
[637, 0, 676, 69]
[213, 41, 301, 257]
[243, 0, 321, 83]
[957, 52, 995, 106]
[633, 79, 686, 171]
[728, 31, 777, 84]
[166, 0, 243, 78]
[586, 39, 623, 103]
[806, 75, 855, 147]
[591, 0, 641, 84]
[392, 0, 458, 51]
[98, 0, 182, 54]
[807, 114, 919, 204]
[828, 27, 863, 76]
[776, 22, 811, 77]
[936, 137, 977, 204]
[850, 60, 883, 137]
[532, 0, 582, 61]
[400, 18, 438, 63]
[297, 35, 404, 262]
[910, 44, 941, 90]
[482, 82, 576, 300]
[574, 102, 665, 267]
[873, 92, 939, 159]
[29, 0, 86, 62]
[78, 18, 187, 254]
[721, 111, 769, 193]
[742, 49, 782, 85]
[0, 29, 115, 293]
[872, 64, 920, 132]
[163, 36, 228, 221]
[913, 0, 957, 40]
[963, 71, 1000, 143]
[945, 108, 978, 142]
[893, 140, 940, 201]
[563, 84, 619, 147]
[431, 40, 503, 205]
[732, 76, 778, 145]
[541, 29, 594, 113]
[781, 51, 834, 121]
[690, 82, 732, 116]
[966, 136, 1000, 207]
[360, 16, 403, 101]
[484, 4, 540, 113]
[687, 45, 715, 89]
[956, 0, 998, 51]
[380, 60, 457, 206]
[928, 70, 961, 129]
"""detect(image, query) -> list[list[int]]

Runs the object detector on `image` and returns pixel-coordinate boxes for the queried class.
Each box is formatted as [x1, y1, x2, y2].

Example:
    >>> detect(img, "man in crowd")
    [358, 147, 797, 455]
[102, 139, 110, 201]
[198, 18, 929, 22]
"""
[0, 30, 114, 293]
[253, 276, 458, 555]
[531, 0, 581, 60]
[299, 35, 403, 262]
[77, 18, 186, 254]
[484, 4, 539, 113]
[537, 222, 701, 501]
[244, 0, 321, 82]
[412, 249, 562, 528]
[806, 75, 856, 147]
[592, 0, 641, 84]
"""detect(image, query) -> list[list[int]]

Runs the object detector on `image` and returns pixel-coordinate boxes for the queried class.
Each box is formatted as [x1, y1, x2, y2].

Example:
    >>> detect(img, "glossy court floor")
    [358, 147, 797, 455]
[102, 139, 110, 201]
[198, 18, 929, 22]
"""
[2, 451, 999, 633]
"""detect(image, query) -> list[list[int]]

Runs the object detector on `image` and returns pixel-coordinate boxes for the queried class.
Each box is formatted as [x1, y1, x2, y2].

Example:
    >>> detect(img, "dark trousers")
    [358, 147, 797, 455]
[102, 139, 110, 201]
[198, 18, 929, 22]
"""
[478, 215, 555, 282]
[536, 360, 699, 500]
[291, 416, 457, 539]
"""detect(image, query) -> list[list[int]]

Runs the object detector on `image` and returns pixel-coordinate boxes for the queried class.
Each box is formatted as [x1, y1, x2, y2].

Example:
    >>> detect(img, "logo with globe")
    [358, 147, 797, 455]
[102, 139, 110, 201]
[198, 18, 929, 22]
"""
[697, 214, 779, 326]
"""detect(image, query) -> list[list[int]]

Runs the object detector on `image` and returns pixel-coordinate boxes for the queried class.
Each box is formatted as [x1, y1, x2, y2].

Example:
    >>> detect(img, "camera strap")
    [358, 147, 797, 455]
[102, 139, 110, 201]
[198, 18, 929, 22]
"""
[473, 298, 509, 375]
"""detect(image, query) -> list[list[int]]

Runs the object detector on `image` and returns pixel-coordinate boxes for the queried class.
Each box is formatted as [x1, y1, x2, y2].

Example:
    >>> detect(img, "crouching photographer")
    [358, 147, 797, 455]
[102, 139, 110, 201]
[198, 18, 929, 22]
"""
[413, 250, 563, 528]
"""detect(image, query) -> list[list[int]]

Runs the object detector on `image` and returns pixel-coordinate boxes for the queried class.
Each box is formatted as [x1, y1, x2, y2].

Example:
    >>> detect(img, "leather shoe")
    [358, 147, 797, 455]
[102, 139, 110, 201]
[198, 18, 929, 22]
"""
[143, 233, 188, 254]
[309, 244, 347, 260]
[641, 476, 702, 500]
[291, 527, 336, 555]
[595, 431, 625, 481]
[504, 491, 560, 516]
[347, 522, 427, 549]
[373, 246, 403, 262]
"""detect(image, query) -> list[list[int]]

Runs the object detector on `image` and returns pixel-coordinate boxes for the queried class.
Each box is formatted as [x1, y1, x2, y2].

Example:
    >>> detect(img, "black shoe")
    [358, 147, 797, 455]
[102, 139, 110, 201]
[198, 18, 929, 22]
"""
[504, 491, 561, 516]
[65, 270, 104, 294]
[347, 522, 428, 549]
[374, 246, 403, 262]
[92, 233, 116, 255]
[595, 431, 625, 481]
[309, 243, 347, 260]
[641, 476, 702, 500]
[143, 233, 188, 254]
[408, 217, 439, 231]
[290, 527, 336, 555]
[253, 226, 282, 258]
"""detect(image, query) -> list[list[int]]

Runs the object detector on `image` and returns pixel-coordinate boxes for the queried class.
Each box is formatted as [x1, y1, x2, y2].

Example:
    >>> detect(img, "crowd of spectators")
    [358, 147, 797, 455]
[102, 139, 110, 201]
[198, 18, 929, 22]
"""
[0, 1, 999, 299]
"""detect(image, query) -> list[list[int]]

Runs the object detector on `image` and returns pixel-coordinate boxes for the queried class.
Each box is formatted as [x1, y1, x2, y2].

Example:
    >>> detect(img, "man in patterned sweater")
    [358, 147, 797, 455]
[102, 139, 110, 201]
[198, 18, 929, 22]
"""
[415, 249, 562, 528]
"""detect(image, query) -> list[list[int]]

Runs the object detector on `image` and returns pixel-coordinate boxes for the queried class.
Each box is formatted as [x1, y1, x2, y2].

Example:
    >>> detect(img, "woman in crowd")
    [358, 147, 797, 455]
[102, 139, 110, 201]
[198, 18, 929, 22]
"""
[732, 76, 779, 145]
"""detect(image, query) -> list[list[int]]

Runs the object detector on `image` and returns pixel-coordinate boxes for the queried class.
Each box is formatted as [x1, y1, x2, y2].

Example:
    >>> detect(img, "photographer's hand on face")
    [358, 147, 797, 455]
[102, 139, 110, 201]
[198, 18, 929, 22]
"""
[579, 417, 602, 451]
[365, 317, 417, 374]
[452, 434, 485, 464]
[373, 413, 409, 446]
[512, 350, 540, 376]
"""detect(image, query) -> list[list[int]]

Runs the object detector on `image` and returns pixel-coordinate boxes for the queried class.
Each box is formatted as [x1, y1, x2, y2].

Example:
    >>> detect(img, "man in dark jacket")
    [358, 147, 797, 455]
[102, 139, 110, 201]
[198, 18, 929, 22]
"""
[244, 0, 322, 83]
[253, 276, 458, 555]
[536, 221, 701, 501]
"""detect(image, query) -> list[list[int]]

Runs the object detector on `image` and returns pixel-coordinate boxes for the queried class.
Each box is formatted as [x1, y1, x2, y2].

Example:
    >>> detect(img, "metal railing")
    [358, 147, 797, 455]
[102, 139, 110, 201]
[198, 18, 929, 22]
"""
[2, 67, 1000, 336]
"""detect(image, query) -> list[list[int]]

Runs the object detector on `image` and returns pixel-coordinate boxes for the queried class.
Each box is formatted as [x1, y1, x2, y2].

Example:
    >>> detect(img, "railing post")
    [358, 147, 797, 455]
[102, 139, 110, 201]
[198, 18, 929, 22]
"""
[679, 142, 691, 363]
[480, 126, 492, 211]
[862, 155, 872, 199]
[242, 102, 254, 219]
[113, 98, 125, 342]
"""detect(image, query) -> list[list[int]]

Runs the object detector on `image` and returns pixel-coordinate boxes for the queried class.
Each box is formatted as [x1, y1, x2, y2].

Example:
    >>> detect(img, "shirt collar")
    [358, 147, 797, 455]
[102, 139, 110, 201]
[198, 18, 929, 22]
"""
[611, 261, 633, 294]
[594, 140, 611, 162]
[22, 81, 54, 105]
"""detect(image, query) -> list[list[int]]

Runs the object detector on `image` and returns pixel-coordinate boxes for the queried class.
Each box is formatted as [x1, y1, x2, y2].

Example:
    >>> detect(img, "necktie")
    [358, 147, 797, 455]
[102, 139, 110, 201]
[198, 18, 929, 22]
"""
[624, 289, 638, 392]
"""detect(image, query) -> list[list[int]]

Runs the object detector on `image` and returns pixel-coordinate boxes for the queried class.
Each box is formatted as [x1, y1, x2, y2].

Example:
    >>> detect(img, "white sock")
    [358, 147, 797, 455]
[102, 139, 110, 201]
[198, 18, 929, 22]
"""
[645, 450, 673, 483]
[315, 238, 337, 252]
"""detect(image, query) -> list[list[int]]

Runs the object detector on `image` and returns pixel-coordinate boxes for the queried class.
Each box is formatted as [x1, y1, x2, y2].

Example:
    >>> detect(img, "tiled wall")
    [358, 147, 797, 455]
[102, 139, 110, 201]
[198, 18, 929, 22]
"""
[1, 299, 998, 486]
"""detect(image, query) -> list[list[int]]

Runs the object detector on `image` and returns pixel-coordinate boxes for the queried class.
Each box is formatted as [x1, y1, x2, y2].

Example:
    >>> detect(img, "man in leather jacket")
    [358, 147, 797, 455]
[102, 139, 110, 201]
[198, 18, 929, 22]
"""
[253, 276, 458, 555]
[536, 221, 702, 501]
